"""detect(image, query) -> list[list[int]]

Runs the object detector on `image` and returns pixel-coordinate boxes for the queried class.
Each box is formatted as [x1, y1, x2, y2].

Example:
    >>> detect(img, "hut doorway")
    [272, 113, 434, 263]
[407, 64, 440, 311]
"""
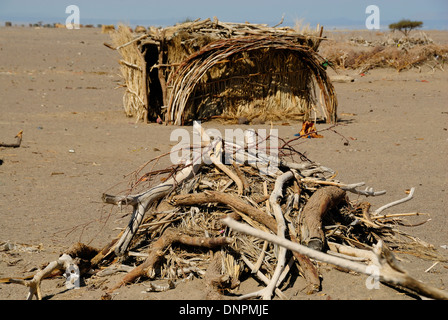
[143, 43, 163, 121]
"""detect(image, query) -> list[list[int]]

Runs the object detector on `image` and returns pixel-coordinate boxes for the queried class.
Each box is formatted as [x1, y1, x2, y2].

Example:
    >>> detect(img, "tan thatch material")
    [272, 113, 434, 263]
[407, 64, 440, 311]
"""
[101, 24, 115, 34]
[109, 18, 337, 124]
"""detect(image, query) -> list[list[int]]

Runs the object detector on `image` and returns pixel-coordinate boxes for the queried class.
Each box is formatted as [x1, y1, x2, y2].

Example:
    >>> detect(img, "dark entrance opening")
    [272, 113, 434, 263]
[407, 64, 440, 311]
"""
[143, 43, 163, 121]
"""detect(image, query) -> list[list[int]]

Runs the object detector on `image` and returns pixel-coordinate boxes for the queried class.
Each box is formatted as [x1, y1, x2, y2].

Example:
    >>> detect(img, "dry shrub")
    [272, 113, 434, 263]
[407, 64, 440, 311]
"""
[321, 41, 448, 72]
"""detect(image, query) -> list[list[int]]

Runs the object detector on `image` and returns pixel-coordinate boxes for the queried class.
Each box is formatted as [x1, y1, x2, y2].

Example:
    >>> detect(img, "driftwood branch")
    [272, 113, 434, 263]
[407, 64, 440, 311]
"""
[6, 254, 75, 300]
[0, 130, 23, 148]
[102, 167, 195, 256]
[209, 140, 244, 195]
[171, 190, 277, 232]
[107, 228, 232, 292]
[299, 186, 346, 251]
[223, 217, 448, 300]
[300, 178, 386, 196]
[374, 187, 415, 215]
[172, 188, 321, 295]
[238, 171, 293, 300]
[240, 254, 287, 299]
[1, 242, 98, 300]
[232, 162, 250, 192]
[103, 124, 208, 256]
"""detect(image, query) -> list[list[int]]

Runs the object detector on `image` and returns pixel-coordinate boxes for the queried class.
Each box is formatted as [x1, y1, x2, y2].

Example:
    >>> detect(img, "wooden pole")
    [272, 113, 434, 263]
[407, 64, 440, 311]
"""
[158, 30, 168, 110]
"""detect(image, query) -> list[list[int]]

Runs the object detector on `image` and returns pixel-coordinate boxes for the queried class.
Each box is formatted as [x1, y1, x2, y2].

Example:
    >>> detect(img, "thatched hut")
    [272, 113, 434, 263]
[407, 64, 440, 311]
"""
[108, 17, 337, 125]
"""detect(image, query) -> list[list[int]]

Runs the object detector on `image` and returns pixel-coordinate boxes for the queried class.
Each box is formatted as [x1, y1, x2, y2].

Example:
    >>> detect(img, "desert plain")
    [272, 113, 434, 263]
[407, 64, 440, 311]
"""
[0, 25, 447, 301]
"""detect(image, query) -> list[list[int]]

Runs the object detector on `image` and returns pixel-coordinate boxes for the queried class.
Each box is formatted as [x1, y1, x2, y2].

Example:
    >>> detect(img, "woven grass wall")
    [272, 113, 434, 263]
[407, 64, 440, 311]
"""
[109, 18, 337, 125]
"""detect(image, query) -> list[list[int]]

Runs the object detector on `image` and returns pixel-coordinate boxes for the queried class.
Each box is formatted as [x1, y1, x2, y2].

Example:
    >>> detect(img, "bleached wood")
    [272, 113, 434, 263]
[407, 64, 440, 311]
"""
[7, 254, 75, 300]
[223, 217, 448, 300]
[238, 171, 293, 300]
[373, 187, 415, 215]
[104, 123, 208, 255]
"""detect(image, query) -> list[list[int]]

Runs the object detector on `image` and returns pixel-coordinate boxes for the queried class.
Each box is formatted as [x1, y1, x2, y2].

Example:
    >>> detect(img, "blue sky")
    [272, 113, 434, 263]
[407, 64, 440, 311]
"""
[1, 0, 447, 29]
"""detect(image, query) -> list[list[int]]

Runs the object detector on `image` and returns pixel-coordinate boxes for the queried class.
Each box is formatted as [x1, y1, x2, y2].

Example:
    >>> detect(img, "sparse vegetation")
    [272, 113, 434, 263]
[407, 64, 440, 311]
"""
[319, 28, 447, 73]
[389, 19, 423, 37]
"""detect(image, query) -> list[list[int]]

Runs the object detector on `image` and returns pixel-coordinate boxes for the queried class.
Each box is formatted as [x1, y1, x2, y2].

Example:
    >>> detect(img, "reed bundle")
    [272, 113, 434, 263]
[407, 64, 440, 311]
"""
[110, 26, 148, 120]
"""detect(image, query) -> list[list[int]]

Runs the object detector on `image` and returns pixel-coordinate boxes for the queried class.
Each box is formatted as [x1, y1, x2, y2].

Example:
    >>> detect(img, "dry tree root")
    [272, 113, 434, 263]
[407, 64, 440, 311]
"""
[171, 191, 277, 232]
[106, 228, 233, 293]
[299, 186, 346, 251]
[172, 189, 321, 296]
[237, 171, 292, 300]
[0, 242, 98, 300]
[203, 251, 240, 300]
[6, 255, 75, 300]
[223, 217, 448, 300]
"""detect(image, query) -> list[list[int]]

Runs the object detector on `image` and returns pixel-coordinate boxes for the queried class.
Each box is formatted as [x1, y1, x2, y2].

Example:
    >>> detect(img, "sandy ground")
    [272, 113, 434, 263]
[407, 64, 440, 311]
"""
[0, 27, 447, 301]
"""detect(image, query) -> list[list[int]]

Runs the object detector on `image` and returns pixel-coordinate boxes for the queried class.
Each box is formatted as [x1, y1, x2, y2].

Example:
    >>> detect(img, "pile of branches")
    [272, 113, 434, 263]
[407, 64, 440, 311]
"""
[2, 124, 447, 300]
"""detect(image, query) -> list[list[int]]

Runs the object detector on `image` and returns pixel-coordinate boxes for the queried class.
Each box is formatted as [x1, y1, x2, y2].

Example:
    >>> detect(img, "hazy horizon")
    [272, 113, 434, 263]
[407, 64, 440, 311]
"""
[1, 0, 447, 30]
